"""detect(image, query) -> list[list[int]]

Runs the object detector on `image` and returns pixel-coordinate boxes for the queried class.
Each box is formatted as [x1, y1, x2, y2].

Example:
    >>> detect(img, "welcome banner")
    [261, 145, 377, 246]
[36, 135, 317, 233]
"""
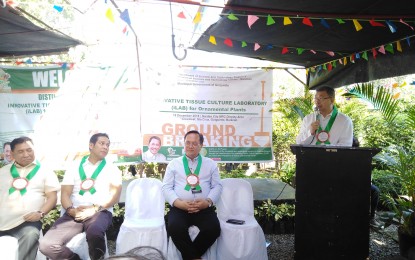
[141, 69, 273, 163]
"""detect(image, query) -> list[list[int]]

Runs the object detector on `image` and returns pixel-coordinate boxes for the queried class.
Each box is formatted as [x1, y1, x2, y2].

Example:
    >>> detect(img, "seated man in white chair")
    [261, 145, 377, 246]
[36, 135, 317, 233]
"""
[162, 130, 222, 260]
[0, 136, 60, 260]
[39, 133, 122, 260]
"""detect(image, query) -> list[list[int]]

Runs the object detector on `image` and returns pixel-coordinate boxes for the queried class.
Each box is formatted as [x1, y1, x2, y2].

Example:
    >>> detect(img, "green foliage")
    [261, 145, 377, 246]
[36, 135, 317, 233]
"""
[54, 170, 65, 182]
[271, 162, 296, 186]
[254, 199, 295, 221]
[371, 169, 403, 208]
[344, 83, 399, 124]
[41, 205, 61, 230]
[113, 203, 125, 218]
[274, 203, 295, 221]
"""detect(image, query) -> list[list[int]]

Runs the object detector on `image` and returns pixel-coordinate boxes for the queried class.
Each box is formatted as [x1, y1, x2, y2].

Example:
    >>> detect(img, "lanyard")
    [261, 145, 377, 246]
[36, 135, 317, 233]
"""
[183, 155, 202, 191]
[9, 161, 40, 195]
[79, 155, 106, 195]
[316, 106, 338, 145]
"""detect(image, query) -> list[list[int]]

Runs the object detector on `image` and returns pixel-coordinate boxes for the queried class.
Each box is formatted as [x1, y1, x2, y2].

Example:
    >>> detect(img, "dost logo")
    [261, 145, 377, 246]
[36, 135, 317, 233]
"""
[0, 68, 11, 93]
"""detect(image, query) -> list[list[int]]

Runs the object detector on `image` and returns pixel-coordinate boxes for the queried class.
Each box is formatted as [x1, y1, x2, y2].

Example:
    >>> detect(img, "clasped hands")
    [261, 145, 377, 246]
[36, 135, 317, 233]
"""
[67, 205, 97, 222]
[175, 199, 210, 213]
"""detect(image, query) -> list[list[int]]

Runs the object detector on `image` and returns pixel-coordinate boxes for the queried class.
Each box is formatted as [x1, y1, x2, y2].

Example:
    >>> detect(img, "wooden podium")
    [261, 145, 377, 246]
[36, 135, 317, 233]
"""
[290, 145, 380, 260]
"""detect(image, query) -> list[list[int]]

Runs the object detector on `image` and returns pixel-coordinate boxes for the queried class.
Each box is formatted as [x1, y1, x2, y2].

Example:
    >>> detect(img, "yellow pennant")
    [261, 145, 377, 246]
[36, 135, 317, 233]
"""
[106, 8, 115, 23]
[193, 12, 201, 24]
[283, 17, 292, 25]
[396, 41, 402, 52]
[353, 19, 363, 31]
[209, 35, 217, 45]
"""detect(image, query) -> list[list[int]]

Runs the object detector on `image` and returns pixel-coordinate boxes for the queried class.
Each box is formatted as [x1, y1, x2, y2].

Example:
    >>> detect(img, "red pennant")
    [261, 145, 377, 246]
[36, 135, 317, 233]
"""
[122, 25, 127, 34]
[224, 38, 233, 47]
[15, 61, 23, 65]
[328, 63, 333, 71]
[281, 47, 289, 54]
[178, 11, 186, 19]
[369, 19, 385, 27]
[372, 48, 377, 59]
[302, 17, 313, 27]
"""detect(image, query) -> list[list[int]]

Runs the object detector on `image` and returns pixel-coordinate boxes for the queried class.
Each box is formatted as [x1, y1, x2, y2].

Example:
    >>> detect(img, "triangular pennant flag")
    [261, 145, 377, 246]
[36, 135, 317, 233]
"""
[106, 8, 115, 23]
[406, 37, 411, 46]
[397, 41, 402, 52]
[178, 11, 186, 19]
[350, 54, 355, 62]
[224, 38, 233, 47]
[392, 83, 398, 88]
[254, 43, 261, 51]
[241, 41, 247, 47]
[193, 12, 201, 24]
[53, 5, 64, 12]
[122, 25, 127, 34]
[328, 63, 333, 71]
[61, 63, 68, 69]
[310, 50, 316, 54]
[378, 45, 386, 54]
[120, 9, 131, 25]
[15, 61, 23, 65]
[247, 15, 259, 29]
[343, 57, 347, 65]
[302, 17, 313, 26]
[281, 47, 289, 54]
[320, 19, 330, 29]
[336, 19, 345, 24]
[267, 15, 275, 25]
[332, 60, 337, 68]
[25, 59, 32, 64]
[385, 20, 397, 33]
[338, 58, 343, 65]
[385, 43, 394, 54]
[400, 19, 414, 30]
[393, 92, 400, 99]
[297, 48, 305, 55]
[326, 51, 335, 57]
[266, 44, 273, 50]
[209, 35, 217, 45]
[369, 19, 385, 27]
[355, 53, 360, 59]
[227, 13, 238, 21]
[352, 19, 363, 31]
[362, 51, 368, 60]
[323, 64, 327, 70]
[372, 48, 377, 59]
[283, 17, 292, 25]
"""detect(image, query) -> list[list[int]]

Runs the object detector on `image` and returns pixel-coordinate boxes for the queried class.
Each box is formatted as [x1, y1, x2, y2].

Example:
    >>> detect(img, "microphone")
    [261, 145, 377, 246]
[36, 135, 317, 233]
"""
[314, 107, 319, 121]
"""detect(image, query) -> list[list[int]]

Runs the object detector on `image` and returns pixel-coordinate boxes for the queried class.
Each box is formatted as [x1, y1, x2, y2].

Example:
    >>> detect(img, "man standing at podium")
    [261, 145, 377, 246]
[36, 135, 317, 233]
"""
[296, 86, 353, 147]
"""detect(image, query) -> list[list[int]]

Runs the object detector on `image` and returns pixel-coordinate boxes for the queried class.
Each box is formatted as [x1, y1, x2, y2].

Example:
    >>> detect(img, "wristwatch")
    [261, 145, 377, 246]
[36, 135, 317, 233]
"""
[37, 211, 45, 218]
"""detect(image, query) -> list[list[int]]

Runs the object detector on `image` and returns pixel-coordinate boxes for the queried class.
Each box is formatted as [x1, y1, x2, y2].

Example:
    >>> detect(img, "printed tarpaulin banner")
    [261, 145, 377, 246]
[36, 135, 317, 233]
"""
[141, 68, 273, 163]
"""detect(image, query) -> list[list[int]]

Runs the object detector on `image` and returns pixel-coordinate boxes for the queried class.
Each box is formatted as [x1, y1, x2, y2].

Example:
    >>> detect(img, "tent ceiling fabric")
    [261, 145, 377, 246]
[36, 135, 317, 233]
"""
[0, 5, 81, 58]
[192, 0, 415, 88]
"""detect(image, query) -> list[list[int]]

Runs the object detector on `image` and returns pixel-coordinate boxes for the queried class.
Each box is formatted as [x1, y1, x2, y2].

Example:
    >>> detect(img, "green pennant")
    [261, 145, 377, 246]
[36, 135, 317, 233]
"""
[332, 61, 337, 68]
[362, 51, 368, 60]
[385, 43, 394, 54]
[241, 41, 247, 47]
[323, 64, 327, 70]
[297, 48, 305, 55]
[336, 19, 345, 24]
[266, 15, 275, 25]
[227, 13, 239, 21]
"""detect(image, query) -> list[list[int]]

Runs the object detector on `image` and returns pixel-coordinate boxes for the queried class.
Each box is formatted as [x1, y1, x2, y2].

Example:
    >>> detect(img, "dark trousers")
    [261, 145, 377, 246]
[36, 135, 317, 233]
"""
[39, 210, 112, 260]
[370, 184, 380, 219]
[0, 221, 42, 260]
[168, 207, 220, 260]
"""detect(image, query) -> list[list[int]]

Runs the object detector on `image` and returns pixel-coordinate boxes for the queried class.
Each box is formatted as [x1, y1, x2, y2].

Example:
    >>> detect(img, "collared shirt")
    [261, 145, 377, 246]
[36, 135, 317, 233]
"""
[162, 155, 222, 206]
[0, 161, 60, 231]
[61, 158, 122, 213]
[142, 150, 167, 163]
[296, 110, 353, 147]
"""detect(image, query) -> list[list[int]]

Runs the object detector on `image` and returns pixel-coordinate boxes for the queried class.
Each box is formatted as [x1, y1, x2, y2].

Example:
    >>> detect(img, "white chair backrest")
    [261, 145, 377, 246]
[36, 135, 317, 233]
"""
[125, 178, 165, 220]
[217, 178, 254, 221]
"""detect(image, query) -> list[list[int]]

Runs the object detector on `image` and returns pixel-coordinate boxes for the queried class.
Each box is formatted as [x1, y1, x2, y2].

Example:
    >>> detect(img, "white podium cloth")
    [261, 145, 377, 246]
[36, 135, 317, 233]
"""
[216, 178, 268, 260]
[116, 178, 167, 258]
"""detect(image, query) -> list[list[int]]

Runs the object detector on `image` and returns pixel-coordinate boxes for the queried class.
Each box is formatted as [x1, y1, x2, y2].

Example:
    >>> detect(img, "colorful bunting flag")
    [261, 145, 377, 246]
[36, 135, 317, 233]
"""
[310, 50, 316, 54]
[209, 36, 216, 45]
[406, 37, 411, 46]
[227, 13, 238, 21]
[385, 43, 394, 54]
[397, 41, 402, 52]
[355, 53, 360, 59]
[106, 8, 114, 23]
[224, 38, 233, 47]
[327, 63, 333, 71]
[400, 19, 414, 30]
[281, 47, 289, 54]
[241, 41, 247, 47]
[332, 61, 337, 67]
[343, 57, 347, 65]
[326, 51, 335, 57]
[378, 45, 386, 54]
[120, 9, 131, 25]
[393, 92, 400, 99]
[247, 15, 259, 29]
[323, 64, 327, 70]
[178, 11, 186, 19]
[369, 19, 385, 27]
[362, 51, 368, 61]
[254, 43, 260, 51]
[53, 5, 63, 12]
[267, 15, 275, 25]
[320, 19, 330, 29]
[283, 17, 292, 25]
[302, 17, 313, 27]
[372, 48, 378, 59]
[352, 19, 363, 31]
[338, 58, 343, 65]
[193, 12, 201, 24]
[297, 48, 305, 55]
[336, 19, 345, 24]
[385, 20, 397, 33]
[266, 44, 273, 50]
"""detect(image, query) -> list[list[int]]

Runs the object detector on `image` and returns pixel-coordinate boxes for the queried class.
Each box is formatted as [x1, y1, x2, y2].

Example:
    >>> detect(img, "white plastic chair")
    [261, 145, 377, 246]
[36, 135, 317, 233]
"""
[59, 209, 109, 260]
[0, 233, 46, 260]
[167, 225, 217, 260]
[216, 178, 268, 260]
[116, 178, 168, 258]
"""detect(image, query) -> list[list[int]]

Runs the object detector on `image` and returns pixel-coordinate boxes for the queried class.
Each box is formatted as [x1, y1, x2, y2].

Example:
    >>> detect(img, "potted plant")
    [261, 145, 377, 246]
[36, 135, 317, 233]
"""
[274, 203, 295, 234]
[255, 199, 278, 234]
[375, 146, 415, 258]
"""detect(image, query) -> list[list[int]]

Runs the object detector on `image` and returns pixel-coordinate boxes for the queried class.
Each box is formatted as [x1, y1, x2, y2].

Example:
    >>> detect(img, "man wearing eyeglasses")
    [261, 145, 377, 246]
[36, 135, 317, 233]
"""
[162, 130, 222, 260]
[296, 86, 353, 146]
